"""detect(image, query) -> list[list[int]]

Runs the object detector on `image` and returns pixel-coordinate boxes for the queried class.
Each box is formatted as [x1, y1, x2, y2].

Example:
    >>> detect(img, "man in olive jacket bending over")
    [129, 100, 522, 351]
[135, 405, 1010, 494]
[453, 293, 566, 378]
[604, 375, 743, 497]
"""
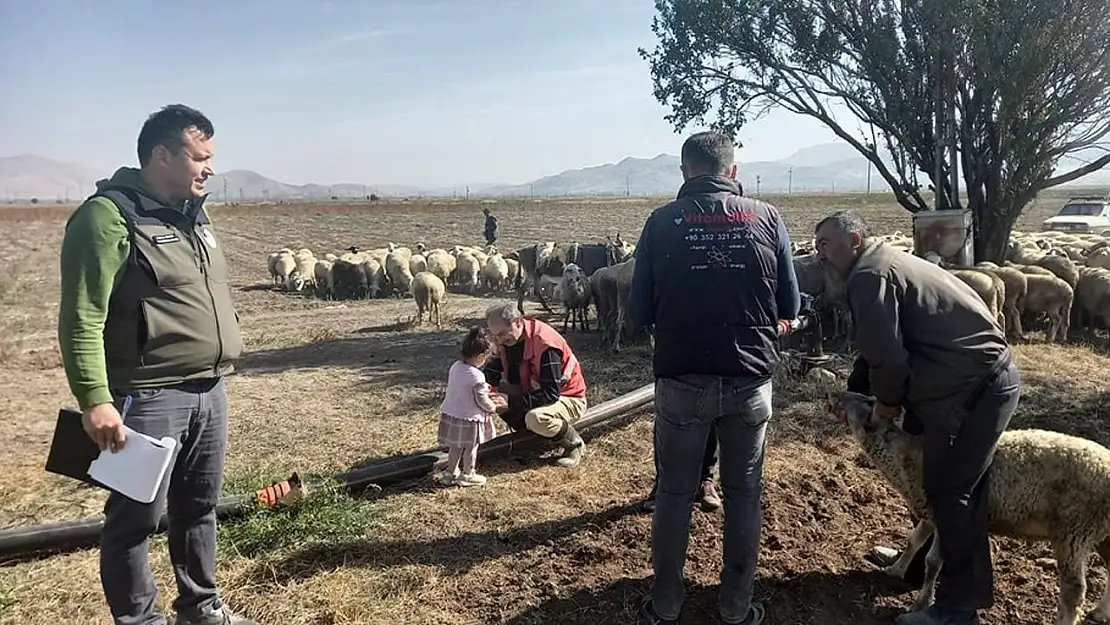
[816, 210, 1019, 625]
[58, 104, 254, 625]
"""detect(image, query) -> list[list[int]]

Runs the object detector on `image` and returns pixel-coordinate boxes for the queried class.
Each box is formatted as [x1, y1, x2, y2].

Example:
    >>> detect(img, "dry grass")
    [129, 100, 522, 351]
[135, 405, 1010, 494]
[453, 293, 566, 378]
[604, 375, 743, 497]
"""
[0, 190, 1107, 624]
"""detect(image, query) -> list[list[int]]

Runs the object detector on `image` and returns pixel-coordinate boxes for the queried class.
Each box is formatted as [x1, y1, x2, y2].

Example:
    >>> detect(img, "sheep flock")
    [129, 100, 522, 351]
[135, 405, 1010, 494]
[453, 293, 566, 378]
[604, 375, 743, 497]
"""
[793, 229, 1110, 348]
[262, 235, 646, 347]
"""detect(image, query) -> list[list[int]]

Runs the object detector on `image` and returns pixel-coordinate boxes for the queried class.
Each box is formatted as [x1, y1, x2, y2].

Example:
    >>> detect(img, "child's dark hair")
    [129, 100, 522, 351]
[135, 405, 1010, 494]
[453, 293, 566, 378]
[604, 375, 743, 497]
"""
[461, 326, 494, 360]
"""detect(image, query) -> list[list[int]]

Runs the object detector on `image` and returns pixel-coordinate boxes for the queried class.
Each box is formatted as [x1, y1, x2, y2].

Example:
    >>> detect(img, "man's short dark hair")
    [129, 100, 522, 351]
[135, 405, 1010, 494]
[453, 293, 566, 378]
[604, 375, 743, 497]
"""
[680, 131, 735, 175]
[137, 104, 214, 167]
[814, 210, 872, 240]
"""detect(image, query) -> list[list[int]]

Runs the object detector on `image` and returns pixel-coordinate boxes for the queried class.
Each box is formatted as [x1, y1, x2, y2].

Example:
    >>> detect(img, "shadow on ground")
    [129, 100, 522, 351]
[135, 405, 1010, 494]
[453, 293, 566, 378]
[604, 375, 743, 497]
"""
[245, 501, 646, 584]
[499, 570, 912, 625]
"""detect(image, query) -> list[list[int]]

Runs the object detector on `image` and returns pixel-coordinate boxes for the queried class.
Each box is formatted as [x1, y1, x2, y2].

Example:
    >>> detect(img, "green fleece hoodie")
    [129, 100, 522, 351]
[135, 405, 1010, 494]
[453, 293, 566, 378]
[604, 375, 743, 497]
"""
[58, 167, 242, 410]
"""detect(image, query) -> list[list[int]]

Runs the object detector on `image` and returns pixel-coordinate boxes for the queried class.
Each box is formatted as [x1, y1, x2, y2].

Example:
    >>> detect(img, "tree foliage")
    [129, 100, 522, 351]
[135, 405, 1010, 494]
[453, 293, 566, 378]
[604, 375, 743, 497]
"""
[639, 0, 1110, 261]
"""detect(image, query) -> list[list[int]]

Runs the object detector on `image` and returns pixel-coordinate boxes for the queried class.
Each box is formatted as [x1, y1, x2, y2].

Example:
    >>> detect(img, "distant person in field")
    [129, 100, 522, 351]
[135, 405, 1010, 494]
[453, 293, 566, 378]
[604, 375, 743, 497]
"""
[57, 104, 254, 624]
[482, 302, 588, 467]
[629, 130, 800, 625]
[483, 207, 499, 246]
[817, 210, 1018, 625]
[437, 327, 506, 487]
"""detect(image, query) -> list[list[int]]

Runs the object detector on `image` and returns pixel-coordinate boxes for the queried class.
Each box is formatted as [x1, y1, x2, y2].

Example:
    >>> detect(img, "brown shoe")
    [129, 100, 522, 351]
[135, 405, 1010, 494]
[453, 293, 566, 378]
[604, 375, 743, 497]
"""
[697, 480, 722, 511]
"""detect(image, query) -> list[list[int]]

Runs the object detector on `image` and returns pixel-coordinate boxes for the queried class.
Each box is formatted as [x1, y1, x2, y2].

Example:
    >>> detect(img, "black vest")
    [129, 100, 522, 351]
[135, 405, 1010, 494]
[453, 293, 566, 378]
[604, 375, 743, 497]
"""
[647, 175, 783, 379]
[95, 187, 243, 390]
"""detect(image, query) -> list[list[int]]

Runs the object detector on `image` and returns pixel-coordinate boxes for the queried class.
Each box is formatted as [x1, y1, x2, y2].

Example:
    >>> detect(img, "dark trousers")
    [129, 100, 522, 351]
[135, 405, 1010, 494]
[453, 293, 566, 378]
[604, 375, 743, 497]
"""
[102, 378, 229, 625]
[649, 422, 718, 499]
[923, 363, 1020, 611]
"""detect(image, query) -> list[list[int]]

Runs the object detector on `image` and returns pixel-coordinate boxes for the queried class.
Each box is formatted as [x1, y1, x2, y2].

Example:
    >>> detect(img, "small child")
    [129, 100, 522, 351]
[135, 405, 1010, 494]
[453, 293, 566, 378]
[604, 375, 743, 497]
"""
[437, 326, 505, 486]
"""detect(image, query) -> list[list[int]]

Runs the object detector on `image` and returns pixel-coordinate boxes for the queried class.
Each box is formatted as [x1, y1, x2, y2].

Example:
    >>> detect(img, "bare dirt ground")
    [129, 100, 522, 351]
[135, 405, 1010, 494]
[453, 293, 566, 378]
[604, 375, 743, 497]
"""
[0, 190, 1106, 624]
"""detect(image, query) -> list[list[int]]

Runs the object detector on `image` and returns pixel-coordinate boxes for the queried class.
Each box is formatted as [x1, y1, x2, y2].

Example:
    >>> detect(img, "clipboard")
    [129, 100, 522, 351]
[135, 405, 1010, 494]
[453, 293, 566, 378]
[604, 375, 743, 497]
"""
[44, 407, 108, 490]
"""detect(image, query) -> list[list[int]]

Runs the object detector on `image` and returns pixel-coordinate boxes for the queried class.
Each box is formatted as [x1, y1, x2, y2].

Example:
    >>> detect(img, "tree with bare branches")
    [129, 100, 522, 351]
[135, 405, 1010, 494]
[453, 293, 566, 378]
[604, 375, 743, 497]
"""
[639, 0, 1110, 261]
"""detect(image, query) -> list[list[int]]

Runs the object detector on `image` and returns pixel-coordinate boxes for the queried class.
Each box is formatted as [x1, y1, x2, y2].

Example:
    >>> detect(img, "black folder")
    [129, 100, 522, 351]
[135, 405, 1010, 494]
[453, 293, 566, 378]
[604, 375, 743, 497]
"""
[44, 407, 109, 490]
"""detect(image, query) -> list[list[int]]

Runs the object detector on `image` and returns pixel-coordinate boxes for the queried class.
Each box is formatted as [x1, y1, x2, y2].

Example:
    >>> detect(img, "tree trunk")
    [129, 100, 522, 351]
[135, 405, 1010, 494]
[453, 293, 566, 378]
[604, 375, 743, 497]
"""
[972, 200, 1022, 263]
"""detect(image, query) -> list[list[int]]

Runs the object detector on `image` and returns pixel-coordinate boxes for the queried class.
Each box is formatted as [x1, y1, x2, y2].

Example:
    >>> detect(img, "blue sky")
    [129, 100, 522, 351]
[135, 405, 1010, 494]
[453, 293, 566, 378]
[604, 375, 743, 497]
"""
[0, 0, 845, 187]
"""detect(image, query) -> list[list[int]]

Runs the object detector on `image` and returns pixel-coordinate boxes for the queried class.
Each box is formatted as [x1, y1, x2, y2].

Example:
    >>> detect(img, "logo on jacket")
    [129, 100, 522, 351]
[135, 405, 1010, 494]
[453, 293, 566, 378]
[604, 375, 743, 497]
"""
[200, 228, 217, 248]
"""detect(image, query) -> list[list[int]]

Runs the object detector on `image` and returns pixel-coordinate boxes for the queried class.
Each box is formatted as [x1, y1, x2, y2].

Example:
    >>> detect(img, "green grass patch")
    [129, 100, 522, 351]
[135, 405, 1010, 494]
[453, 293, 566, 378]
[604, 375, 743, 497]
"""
[217, 468, 381, 558]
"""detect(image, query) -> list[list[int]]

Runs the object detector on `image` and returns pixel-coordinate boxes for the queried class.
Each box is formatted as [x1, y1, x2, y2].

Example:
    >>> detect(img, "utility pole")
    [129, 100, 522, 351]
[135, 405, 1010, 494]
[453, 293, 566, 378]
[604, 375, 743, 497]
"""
[867, 160, 873, 195]
[625, 174, 631, 197]
[223, 179, 229, 203]
[465, 185, 470, 199]
[788, 167, 794, 195]
[530, 184, 534, 198]
[756, 175, 761, 196]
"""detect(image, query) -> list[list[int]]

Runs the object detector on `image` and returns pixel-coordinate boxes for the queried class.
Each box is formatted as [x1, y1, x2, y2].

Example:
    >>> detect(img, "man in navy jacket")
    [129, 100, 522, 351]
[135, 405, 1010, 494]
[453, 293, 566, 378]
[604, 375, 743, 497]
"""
[630, 131, 799, 625]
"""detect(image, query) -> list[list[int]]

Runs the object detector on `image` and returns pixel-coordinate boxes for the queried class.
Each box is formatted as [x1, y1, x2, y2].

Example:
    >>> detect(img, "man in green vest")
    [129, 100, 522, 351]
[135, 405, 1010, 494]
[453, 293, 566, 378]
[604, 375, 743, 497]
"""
[57, 104, 254, 625]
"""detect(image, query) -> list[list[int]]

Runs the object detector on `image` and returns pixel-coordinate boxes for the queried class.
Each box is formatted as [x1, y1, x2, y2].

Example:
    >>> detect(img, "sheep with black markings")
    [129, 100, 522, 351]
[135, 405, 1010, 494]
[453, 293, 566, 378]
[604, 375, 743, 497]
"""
[830, 390, 1110, 625]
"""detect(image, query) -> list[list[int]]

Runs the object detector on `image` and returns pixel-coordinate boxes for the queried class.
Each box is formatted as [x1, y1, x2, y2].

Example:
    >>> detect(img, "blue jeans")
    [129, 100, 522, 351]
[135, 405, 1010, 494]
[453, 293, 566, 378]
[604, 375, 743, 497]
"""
[650, 374, 772, 624]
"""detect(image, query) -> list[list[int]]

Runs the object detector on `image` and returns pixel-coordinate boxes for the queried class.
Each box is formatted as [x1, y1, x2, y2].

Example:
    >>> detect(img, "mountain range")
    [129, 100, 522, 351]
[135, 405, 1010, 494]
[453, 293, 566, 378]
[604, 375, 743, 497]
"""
[3, 142, 1108, 202]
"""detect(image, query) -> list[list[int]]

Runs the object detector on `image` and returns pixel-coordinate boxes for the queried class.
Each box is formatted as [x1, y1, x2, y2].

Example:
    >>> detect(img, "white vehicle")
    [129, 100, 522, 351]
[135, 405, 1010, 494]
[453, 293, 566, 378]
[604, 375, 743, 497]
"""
[1041, 196, 1110, 234]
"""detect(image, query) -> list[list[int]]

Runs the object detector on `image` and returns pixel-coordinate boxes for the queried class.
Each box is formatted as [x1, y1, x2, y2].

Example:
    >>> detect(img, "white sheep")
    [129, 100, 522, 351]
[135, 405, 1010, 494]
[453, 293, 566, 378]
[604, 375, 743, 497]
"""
[831, 390, 1110, 625]
[268, 250, 296, 286]
[313, 259, 333, 299]
[1021, 273, 1074, 343]
[559, 262, 592, 333]
[385, 250, 414, 295]
[409, 253, 427, 277]
[481, 253, 510, 292]
[425, 249, 456, 285]
[411, 271, 446, 328]
[359, 258, 384, 299]
[975, 265, 1028, 341]
[452, 252, 481, 294]
[949, 268, 1006, 331]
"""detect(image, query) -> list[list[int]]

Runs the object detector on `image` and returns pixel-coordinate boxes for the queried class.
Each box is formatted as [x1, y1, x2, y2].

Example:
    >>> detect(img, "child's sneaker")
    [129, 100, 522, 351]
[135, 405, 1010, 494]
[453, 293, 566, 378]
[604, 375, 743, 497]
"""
[457, 472, 487, 487]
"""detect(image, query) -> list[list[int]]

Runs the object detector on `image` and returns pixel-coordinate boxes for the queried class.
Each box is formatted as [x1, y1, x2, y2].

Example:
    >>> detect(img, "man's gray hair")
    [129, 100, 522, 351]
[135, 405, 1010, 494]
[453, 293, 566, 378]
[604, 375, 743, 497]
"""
[815, 210, 872, 240]
[486, 302, 522, 325]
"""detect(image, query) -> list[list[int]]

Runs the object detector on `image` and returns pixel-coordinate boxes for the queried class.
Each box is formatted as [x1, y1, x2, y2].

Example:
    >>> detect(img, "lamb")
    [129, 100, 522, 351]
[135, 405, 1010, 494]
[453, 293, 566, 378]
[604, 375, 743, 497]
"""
[453, 252, 482, 294]
[559, 262, 592, 333]
[411, 271, 446, 328]
[480, 253, 510, 292]
[1022, 273, 1074, 343]
[830, 390, 1110, 625]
